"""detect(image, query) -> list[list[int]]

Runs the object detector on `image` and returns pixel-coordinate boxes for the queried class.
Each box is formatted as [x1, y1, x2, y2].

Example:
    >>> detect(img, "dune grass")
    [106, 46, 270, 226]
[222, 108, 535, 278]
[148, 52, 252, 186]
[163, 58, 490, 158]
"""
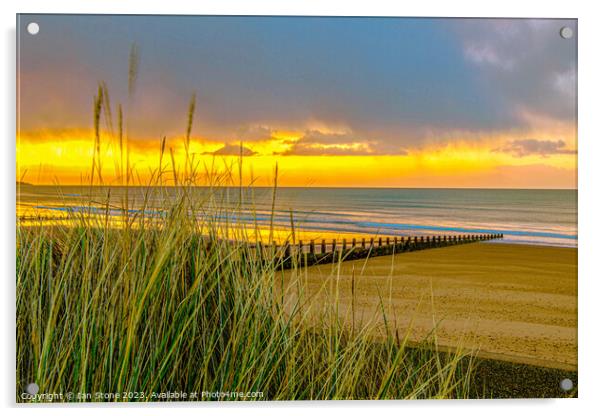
[16, 183, 477, 402]
[16, 45, 477, 402]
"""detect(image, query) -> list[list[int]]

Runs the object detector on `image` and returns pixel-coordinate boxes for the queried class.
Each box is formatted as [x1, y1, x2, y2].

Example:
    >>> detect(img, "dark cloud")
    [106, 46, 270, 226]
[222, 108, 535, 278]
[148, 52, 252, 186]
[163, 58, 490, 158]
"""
[18, 16, 576, 151]
[495, 139, 576, 157]
[203, 143, 257, 156]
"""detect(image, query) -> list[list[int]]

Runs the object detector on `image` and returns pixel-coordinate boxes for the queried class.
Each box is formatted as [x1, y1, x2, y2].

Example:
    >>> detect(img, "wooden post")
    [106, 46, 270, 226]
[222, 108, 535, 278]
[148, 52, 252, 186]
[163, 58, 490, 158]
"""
[386, 237, 390, 245]
[332, 239, 336, 252]
[352, 238, 356, 247]
[269, 241, 278, 259]
[378, 237, 383, 247]
[370, 237, 374, 248]
[321, 239, 326, 254]
[342, 238, 347, 251]
[414, 236, 418, 244]
[309, 240, 315, 255]
[299, 240, 303, 255]
[284, 242, 290, 258]
[362, 238, 366, 248]
[256, 241, 263, 261]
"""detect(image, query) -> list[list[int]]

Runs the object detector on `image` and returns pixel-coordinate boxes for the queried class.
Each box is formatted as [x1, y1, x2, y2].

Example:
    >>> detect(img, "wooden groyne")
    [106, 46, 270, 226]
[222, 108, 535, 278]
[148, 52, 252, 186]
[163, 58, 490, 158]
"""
[252, 233, 504, 270]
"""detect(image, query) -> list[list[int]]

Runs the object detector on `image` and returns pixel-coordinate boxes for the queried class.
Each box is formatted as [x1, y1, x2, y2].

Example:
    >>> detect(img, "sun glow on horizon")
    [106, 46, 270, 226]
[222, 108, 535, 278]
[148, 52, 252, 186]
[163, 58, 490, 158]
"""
[17, 126, 577, 189]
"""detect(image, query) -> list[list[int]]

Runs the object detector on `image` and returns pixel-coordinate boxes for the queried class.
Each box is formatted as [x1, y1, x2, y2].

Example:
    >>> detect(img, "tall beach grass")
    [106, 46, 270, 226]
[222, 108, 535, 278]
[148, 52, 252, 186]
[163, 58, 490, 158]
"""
[16, 181, 477, 401]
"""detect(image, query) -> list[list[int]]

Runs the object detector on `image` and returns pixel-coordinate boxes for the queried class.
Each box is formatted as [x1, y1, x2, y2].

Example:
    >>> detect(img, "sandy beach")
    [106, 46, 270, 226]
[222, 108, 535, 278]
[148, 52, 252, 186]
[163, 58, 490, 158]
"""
[281, 242, 577, 370]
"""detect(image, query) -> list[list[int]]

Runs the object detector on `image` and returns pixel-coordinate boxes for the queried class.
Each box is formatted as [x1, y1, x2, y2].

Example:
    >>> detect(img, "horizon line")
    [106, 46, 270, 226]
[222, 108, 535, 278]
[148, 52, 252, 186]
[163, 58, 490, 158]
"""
[17, 182, 577, 191]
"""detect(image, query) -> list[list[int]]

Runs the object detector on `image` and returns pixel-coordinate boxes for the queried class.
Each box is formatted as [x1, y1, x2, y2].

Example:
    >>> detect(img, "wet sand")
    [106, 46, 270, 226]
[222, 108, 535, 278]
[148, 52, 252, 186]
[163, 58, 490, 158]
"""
[281, 242, 577, 370]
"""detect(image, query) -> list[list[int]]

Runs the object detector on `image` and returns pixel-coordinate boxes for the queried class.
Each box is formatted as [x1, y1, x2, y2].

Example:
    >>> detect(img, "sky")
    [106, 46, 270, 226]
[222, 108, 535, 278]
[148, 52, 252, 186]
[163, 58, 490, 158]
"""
[17, 15, 577, 188]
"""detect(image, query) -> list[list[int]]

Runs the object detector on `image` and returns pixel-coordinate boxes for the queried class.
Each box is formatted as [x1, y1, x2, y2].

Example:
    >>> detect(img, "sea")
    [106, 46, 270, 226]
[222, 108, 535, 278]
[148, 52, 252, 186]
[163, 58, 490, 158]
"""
[17, 186, 577, 248]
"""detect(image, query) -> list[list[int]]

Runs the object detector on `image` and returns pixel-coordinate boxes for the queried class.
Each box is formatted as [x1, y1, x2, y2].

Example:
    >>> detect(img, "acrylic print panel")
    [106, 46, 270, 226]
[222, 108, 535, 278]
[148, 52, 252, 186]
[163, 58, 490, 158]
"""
[16, 14, 577, 402]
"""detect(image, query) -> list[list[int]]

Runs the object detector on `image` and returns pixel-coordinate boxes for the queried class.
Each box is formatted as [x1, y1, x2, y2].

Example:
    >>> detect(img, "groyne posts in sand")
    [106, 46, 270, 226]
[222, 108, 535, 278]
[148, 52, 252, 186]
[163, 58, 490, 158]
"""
[269, 232, 503, 270]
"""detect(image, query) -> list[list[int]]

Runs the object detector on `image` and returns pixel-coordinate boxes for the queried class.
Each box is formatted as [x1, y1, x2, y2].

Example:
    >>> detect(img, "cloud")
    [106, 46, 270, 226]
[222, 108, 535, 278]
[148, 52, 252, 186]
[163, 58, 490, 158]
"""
[277, 130, 408, 156]
[464, 43, 515, 70]
[18, 16, 577, 157]
[553, 68, 577, 97]
[495, 139, 576, 157]
[234, 125, 278, 142]
[203, 143, 257, 156]
[455, 19, 576, 123]
[294, 130, 359, 145]
[278, 146, 369, 156]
